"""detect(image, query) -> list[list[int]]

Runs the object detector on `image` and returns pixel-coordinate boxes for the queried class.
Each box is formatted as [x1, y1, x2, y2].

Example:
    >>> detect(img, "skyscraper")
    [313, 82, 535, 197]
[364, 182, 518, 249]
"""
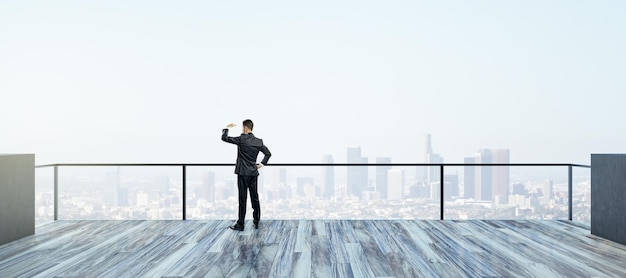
[491, 149, 510, 204]
[430, 181, 440, 201]
[444, 174, 459, 201]
[347, 146, 368, 198]
[424, 134, 433, 157]
[475, 149, 493, 201]
[376, 157, 391, 199]
[474, 149, 510, 202]
[273, 168, 287, 186]
[297, 177, 316, 198]
[199, 171, 215, 202]
[542, 179, 553, 199]
[421, 134, 432, 182]
[104, 167, 122, 206]
[464, 157, 475, 199]
[512, 183, 526, 195]
[427, 154, 444, 183]
[223, 179, 235, 199]
[322, 155, 335, 199]
[424, 134, 443, 184]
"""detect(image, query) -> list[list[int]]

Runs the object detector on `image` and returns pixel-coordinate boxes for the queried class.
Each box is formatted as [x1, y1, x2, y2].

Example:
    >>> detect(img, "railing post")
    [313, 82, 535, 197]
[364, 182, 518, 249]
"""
[54, 165, 58, 221]
[182, 165, 187, 220]
[440, 164, 444, 220]
[568, 165, 573, 221]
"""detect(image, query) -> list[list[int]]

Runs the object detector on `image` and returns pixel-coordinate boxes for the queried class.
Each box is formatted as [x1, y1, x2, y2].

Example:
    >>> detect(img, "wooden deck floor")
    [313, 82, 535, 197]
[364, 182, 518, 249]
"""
[0, 220, 625, 277]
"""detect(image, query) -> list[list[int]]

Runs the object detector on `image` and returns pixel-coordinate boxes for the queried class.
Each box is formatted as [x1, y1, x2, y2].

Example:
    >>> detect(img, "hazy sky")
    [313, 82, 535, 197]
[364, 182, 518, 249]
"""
[1, 1, 625, 165]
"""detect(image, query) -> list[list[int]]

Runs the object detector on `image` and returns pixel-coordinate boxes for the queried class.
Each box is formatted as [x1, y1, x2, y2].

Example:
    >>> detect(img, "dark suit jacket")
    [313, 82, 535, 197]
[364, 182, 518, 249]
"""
[222, 129, 271, 176]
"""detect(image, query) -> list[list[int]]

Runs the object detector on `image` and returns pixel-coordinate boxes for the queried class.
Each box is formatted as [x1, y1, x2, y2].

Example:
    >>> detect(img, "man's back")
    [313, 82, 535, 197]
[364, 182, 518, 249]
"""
[222, 130, 271, 176]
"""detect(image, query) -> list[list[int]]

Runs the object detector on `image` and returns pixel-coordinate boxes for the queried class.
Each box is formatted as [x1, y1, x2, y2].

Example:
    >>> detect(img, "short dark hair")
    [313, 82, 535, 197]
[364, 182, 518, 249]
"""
[243, 119, 254, 131]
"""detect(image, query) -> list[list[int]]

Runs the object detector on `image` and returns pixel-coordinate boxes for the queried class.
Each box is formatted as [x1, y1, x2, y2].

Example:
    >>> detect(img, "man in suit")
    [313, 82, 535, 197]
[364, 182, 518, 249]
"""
[222, 119, 271, 231]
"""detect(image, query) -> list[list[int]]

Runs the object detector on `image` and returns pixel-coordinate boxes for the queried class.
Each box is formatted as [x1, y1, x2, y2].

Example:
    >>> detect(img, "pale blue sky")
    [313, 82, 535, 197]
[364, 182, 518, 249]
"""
[1, 1, 625, 164]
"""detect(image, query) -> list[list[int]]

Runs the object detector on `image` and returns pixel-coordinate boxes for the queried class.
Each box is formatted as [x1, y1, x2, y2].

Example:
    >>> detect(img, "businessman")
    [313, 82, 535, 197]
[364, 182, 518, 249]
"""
[222, 119, 271, 231]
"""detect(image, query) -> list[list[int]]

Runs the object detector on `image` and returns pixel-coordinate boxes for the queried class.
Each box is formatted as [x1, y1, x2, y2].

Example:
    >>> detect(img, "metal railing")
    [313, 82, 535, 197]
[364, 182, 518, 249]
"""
[35, 162, 591, 221]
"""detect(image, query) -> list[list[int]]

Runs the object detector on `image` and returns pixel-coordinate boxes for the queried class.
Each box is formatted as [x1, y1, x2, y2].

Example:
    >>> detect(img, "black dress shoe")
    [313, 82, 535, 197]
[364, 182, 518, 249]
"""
[229, 225, 244, 231]
[253, 222, 259, 229]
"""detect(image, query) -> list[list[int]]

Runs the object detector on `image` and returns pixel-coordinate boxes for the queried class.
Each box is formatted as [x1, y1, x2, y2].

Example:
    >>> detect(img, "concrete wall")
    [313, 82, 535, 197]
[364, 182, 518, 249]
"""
[0, 154, 35, 245]
[591, 154, 626, 245]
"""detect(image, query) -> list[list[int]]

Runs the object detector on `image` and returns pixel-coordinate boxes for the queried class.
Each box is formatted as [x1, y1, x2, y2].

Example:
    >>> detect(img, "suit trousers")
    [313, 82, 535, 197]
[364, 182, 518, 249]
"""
[236, 175, 260, 226]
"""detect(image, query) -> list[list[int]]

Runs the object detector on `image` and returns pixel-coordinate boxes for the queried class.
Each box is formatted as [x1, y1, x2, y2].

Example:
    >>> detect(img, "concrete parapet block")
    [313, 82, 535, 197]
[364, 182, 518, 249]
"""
[0, 154, 35, 245]
[591, 154, 626, 245]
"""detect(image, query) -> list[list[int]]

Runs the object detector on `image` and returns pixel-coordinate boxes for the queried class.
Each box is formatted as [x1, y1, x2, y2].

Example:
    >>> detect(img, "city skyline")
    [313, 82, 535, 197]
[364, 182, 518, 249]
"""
[35, 160, 590, 223]
[32, 136, 590, 227]
[36, 142, 588, 210]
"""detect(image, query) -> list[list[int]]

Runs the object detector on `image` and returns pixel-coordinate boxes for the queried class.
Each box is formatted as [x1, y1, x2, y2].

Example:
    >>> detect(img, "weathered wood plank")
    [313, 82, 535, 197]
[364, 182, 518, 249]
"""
[310, 235, 332, 278]
[353, 224, 394, 277]
[268, 227, 297, 277]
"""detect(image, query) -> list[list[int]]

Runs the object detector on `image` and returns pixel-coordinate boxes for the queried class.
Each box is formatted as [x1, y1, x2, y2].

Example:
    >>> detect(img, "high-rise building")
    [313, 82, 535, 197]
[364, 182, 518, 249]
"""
[273, 168, 287, 186]
[136, 190, 149, 207]
[464, 157, 475, 199]
[424, 134, 443, 184]
[474, 149, 510, 202]
[512, 183, 526, 195]
[444, 174, 459, 201]
[422, 134, 432, 181]
[428, 154, 443, 183]
[424, 134, 433, 158]
[409, 182, 429, 198]
[388, 169, 404, 200]
[430, 181, 440, 201]
[542, 179, 553, 199]
[491, 149, 510, 204]
[297, 177, 316, 198]
[408, 185, 419, 198]
[322, 155, 335, 199]
[104, 167, 122, 206]
[475, 149, 493, 201]
[219, 179, 235, 200]
[362, 156, 369, 190]
[117, 187, 129, 206]
[376, 157, 391, 199]
[347, 146, 368, 198]
[198, 171, 215, 202]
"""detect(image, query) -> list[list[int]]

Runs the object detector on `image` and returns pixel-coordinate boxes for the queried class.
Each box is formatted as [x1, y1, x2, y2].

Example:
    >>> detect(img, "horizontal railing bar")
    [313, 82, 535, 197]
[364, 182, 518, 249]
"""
[36, 163, 234, 167]
[270, 163, 587, 167]
[35, 163, 592, 168]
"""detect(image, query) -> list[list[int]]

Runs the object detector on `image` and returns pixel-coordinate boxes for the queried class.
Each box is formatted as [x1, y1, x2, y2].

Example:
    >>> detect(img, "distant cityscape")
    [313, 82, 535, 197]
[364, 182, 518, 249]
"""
[34, 134, 591, 226]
